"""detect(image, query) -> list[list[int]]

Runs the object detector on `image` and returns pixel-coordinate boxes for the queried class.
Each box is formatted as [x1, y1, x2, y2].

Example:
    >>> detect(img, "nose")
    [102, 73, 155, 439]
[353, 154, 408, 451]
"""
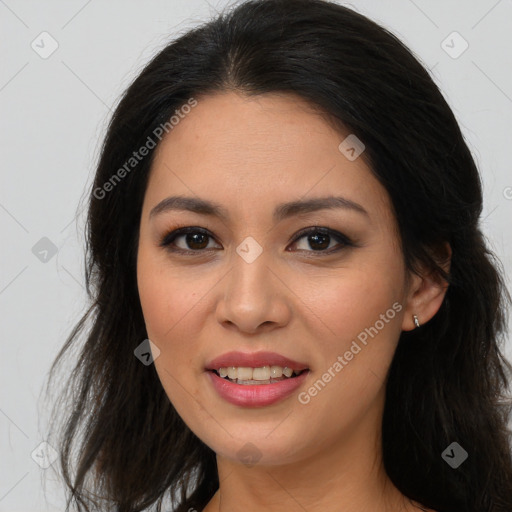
[215, 249, 291, 335]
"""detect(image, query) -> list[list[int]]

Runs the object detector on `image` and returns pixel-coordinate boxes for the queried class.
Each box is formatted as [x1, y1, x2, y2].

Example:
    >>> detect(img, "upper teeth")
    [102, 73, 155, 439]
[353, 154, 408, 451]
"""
[218, 366, 297, 380]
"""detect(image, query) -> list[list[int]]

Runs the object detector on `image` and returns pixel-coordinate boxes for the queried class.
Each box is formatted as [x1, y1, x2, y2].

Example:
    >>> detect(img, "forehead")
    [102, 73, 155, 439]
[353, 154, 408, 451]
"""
[144, 91, 393, 225]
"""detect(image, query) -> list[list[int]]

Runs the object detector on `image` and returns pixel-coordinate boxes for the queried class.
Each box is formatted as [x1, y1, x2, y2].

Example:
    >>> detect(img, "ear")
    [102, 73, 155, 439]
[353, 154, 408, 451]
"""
[401, 242, 451, 331]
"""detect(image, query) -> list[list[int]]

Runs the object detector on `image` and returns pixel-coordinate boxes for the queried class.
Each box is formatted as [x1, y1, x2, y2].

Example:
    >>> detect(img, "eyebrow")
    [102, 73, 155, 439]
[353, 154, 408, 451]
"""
[149, 195, 369, 222]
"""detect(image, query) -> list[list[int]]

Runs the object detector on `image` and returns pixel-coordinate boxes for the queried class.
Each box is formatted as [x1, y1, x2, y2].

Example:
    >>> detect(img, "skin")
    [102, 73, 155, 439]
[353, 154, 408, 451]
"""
[136, 91, 449, 512]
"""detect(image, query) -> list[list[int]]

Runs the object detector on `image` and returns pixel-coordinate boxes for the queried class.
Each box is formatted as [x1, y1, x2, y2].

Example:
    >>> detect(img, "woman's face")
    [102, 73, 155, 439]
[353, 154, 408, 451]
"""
[137, 91, 414, 466]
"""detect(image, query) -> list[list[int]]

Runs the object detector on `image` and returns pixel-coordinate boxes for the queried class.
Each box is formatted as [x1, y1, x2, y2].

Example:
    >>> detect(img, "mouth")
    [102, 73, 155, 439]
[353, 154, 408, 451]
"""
[204, 351, 310, 407]
[206, 368, 310, 407]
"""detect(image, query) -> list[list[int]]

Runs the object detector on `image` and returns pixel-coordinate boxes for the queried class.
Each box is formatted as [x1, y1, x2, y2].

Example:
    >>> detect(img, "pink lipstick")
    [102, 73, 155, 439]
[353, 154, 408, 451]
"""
[205, 351, 310, 407]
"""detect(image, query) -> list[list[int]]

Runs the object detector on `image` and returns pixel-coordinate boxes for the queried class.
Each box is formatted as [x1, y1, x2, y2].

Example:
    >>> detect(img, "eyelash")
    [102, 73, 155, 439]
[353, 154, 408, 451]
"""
[158, 225, 354, 256]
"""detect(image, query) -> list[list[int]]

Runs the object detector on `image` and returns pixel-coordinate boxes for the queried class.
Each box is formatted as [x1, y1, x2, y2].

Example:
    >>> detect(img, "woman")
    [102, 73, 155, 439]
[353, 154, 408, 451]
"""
[45, 0, 512, 511]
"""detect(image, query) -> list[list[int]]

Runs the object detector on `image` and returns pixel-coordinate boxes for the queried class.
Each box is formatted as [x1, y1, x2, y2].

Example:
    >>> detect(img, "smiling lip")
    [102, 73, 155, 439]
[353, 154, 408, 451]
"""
[205, 351, 309, 372]
[204, 350, 310, 407]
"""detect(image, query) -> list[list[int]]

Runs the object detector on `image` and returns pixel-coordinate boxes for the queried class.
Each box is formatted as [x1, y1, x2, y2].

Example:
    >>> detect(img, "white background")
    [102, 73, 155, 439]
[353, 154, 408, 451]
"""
[1, 0, 511, 510]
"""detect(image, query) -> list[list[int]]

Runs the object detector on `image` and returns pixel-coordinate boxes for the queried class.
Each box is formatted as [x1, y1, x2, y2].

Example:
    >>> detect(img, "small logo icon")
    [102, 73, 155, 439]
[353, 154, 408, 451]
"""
[338, 134, 365, 161]
[236, 442, 262, 468]
[134, 339, 161, 365]
[31, 441, 58, 469]
[32, 237, 58, 263]
[31, 32, 59, 59]
[441, 32, 469, 59]
[236, 236, 263, 264]
[441, 441, 468, 468]
[503, 186, 512, 200]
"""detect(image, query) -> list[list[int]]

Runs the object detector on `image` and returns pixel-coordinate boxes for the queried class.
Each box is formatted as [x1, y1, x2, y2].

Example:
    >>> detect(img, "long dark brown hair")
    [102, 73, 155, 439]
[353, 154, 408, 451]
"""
[44, 1, 512, 511]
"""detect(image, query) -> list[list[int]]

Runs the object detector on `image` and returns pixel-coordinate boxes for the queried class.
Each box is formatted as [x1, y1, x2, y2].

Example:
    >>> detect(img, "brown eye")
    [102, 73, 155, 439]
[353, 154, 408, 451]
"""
[160, 227, 220, 253]
[159, 225, 353, 256]
[290, 227, 353, 254]
[180, 232, 209, 250]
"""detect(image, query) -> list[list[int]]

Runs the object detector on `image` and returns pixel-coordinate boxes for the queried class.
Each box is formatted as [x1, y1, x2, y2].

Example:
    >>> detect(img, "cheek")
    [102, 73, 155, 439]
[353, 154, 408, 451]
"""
[297, 267, 404, 408]
[305, 265, 403, 345]
[137, 247, 205, 349]
[136, 250, 198, 384]
[137, 250, 209, 422]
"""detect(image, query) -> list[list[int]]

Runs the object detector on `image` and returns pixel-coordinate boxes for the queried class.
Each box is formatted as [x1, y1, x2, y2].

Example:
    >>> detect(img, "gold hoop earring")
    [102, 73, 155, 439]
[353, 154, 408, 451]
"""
[413, 315, 420, 328]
